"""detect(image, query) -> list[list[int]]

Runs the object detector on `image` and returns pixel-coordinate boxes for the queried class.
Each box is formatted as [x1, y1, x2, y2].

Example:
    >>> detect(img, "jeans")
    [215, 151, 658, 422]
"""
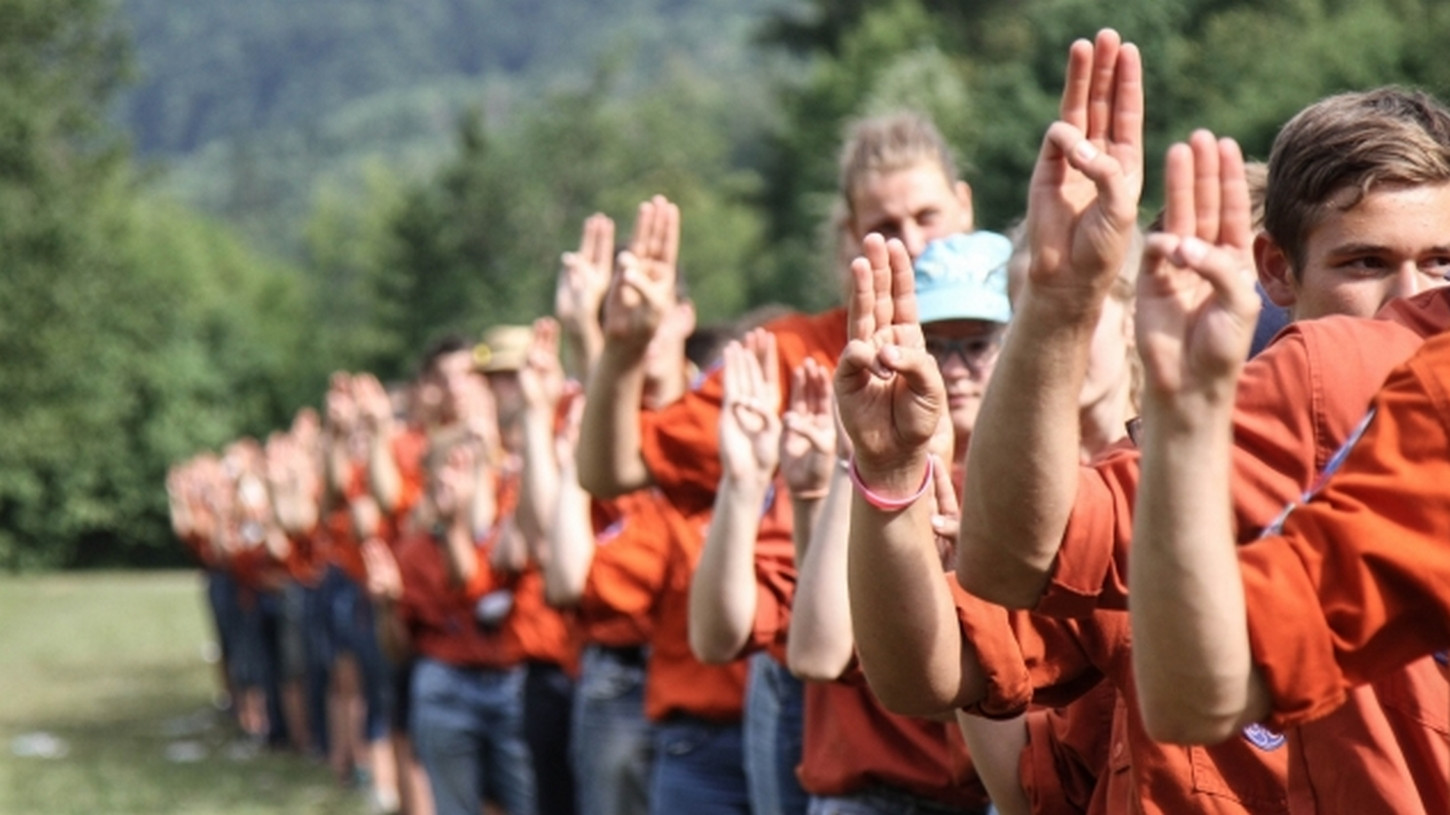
[744, 653, 810, 815]
[650, 716, 750, 815]
[525, 661, 577, 815]
[571, 645, 654, 815]
[808, 788, 990, 815]
[411, 658, 537, 815]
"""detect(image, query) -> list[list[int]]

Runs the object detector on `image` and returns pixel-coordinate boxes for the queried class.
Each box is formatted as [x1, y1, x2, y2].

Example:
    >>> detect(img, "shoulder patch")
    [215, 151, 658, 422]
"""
[1242, 722, 1286, 751]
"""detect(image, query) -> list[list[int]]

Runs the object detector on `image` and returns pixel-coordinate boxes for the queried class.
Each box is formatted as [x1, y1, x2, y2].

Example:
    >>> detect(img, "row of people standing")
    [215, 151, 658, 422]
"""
[173, 25, 1450, 815]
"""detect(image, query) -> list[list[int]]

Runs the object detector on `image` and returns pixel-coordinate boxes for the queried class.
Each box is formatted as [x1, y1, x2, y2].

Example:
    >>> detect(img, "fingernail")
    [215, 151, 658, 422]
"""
[1179, 236, 1208, 263]
[931, 515, 948, 529]
[1073, 140, 1099, 163]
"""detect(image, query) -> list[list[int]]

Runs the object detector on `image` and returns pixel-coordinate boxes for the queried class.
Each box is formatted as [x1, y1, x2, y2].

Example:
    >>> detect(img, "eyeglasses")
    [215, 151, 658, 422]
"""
[924, 330, 1004, 374]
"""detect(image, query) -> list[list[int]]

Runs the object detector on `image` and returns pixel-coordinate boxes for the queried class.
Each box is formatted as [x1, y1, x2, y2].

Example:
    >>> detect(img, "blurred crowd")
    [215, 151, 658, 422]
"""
[168, 26, 1450, 815]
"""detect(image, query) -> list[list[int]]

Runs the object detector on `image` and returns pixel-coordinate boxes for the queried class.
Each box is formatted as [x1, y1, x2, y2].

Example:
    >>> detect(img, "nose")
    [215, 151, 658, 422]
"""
[1388, 263, 1445, 304]
[901, 220, 927, 260]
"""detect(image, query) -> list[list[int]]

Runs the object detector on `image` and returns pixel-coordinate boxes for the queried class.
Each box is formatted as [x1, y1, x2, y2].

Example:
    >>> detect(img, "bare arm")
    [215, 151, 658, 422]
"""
[959, 30, 1145, 607]
[514, 318, 567, 550]
[1130, 133, 1270, 744]
[355, 373, 405, 514]
[835, 236, 985, 715]
[785, 467, 853, 680]
[544, 397, 594, 607]
[955, 712, 1031, 815]
[689, 333, 779, 664]
[362, 538, 412, 662]
[577, 197, 679, 497]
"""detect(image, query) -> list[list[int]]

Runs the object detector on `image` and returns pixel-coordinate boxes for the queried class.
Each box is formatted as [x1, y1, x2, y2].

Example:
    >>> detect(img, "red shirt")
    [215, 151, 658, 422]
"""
[394, 530, 522, 669]
[1237, 331, 1450, 813]
[640, 309, 848, 516]
[979, 288, 1450, 813]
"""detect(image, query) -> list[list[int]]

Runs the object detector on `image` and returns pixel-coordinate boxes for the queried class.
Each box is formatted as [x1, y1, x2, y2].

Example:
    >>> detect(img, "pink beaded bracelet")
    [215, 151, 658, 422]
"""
[847, 455, 934, 512]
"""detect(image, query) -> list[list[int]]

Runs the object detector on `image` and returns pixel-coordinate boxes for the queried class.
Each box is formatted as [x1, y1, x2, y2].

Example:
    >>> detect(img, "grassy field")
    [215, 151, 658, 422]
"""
[0, 571, 368, 814]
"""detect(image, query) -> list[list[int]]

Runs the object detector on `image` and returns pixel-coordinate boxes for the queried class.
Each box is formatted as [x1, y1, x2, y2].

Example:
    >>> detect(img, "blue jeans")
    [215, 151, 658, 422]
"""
[570, 645, 654, 815]
[808, 789, 990, 815]
[411, 658, 537, 815]
[525, 661, 577, 815]
[650, 716, 750, 815]
[744, 653, 809, 815]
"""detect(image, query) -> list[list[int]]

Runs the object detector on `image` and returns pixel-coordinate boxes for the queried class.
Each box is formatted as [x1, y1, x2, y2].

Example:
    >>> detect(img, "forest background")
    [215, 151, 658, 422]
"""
[4, 0, 1448, 569]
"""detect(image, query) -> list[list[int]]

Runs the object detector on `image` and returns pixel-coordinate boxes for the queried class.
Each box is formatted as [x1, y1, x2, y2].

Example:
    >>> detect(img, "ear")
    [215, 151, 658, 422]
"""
[1254, 233, 1298, 309]
[954, 180, 975, 233]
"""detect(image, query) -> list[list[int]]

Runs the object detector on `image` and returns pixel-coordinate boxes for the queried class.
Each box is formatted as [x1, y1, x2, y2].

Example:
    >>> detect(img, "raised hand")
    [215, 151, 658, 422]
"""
[519, 317, 566, 415]
[351, 373, 395, 435]
[1135, 131, 1259, 405]
[780, 356, 836, 500]
[834, 234, 944, 487]
[601, 195, 680, 349]
[556, 213, 615, 338]
[1026, 28, 1144, 304]
[718, 329, 782, 484]
[325, 371, 358, 437]
[928, 454, 958, 569]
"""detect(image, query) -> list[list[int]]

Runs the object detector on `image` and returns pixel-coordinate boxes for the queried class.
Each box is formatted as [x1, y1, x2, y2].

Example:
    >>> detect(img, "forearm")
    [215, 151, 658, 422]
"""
[515, 411, 560, 549]
[1131, 394, 1267, 744]
[960, 290, 1100, 607]
[786, 469, 855, 681]
[563, 327, 603, 384]
[367, 429, 403, 514]
[689, 473, 770, 664]
[577, 344, 653, 497]
[544, 463, 594, 607]
[848, 459, 982, 716]
[954, 712, 1030, 815]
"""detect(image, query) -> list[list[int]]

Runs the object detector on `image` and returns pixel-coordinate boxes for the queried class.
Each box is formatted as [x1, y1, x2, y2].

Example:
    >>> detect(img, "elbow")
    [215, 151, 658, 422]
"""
[689, 623, 749, 665]
[1135, 669, 1252, 746]
[955, 544, 1050, 609]
[856, 660, 959, 718]
[1139, 704, 1244, 747]
[544, 581, 583, 609]
[786, 645, 849, 684]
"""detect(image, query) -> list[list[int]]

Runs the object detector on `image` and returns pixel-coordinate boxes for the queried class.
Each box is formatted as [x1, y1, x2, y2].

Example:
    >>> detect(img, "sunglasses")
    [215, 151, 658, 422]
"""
[924, 329, 1004, 373]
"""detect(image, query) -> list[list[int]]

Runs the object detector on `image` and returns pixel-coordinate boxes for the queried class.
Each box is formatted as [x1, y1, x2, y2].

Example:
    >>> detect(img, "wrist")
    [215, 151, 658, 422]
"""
[849, 454, 934, 512]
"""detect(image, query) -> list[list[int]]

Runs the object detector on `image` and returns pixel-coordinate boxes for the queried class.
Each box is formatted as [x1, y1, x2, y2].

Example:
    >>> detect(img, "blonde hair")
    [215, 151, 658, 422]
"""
[837, 111, 960, 217]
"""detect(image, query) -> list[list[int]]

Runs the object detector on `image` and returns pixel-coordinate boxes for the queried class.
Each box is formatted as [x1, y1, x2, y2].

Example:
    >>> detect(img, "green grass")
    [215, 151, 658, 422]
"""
[0, 571, 367, 814]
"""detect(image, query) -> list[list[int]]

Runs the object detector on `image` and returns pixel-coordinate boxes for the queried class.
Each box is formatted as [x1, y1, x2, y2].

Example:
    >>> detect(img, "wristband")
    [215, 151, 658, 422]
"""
[848, 455, 933, 512]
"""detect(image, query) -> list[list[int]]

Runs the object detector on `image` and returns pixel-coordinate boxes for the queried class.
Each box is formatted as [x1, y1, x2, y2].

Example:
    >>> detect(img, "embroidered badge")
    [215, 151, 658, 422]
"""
[1242, 723, 1286, 751]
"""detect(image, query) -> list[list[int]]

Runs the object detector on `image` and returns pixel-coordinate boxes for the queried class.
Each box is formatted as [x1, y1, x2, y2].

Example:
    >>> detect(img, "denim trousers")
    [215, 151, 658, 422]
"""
[808, 788, 992, 815]
[570, 645, 654, 815]
[650, 714, 750, 815]
[525, 661, 577, 815]
[744, 652, 810, 815]
[411, 658, 537, 815]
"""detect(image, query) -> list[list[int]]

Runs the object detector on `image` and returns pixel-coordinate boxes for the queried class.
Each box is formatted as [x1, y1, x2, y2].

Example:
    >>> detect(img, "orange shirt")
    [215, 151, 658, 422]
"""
[1237, 331, 1450, 812]
[511, 565, 582, 677]
[394, 530, 522, 669]
[575, 490, 668, 649]
[983, 288, 1450, 813]
[1018, 683, 1116, 815]
[640, 308, 848, 516]
[954, 578, 1290, 813]
[644, 506, 748, 722]
[801, 678, 988, 810]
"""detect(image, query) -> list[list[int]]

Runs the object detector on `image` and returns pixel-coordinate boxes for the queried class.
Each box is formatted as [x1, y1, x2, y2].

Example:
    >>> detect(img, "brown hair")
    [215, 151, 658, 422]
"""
[837, 111, 960, 217]
[1264, 87, 1450, 273]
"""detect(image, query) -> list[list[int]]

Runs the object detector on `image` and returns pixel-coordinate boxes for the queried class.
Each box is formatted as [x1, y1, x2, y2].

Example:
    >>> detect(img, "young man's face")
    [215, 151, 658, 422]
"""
[850, 162, 975, 260]
[425, 349, 478, 426]
[1262, 182, 1450, 321]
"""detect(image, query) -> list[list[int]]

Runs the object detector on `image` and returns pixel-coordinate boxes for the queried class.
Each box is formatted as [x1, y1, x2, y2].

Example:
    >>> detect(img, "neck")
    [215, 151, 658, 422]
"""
[1078, 377, 1133, 460]
[643, 363, 691, 411]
